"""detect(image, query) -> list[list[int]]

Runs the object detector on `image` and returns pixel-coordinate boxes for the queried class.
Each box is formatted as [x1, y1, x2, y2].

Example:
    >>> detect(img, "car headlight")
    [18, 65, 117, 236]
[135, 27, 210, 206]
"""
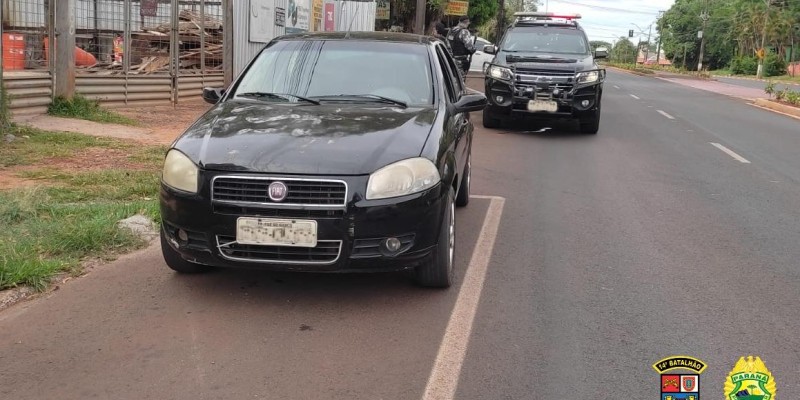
[366, 158, 441, 200]
[162, 149, 199, 193]
[487, 65, 514, 82]
[576, 70, 600, 84]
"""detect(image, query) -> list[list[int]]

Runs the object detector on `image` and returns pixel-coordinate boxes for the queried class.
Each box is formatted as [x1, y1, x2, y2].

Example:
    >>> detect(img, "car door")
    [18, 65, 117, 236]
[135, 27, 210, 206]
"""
[434, 44, 471, 185]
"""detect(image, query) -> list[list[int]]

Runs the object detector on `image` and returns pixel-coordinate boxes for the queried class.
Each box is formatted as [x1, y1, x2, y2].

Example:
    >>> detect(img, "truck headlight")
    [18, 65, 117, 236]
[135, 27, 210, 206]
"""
[487, 65, 514, 82]
[576, 70, 601, 84]
[162, 149, 199, 193]
[366, 158, 440, 200]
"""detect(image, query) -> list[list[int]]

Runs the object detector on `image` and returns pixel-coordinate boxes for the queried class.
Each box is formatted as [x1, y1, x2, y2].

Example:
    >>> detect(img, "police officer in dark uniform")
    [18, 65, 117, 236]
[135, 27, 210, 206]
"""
[446, 15, 476, 78]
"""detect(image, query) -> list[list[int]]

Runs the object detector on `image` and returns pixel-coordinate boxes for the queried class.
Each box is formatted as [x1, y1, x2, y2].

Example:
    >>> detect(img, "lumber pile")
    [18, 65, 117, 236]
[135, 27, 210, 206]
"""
[78, 9, 223, 74]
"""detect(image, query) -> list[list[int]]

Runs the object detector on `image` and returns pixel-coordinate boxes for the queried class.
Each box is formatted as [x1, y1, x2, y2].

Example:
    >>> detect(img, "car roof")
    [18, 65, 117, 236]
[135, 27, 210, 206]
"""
[275, 31, 436, 45]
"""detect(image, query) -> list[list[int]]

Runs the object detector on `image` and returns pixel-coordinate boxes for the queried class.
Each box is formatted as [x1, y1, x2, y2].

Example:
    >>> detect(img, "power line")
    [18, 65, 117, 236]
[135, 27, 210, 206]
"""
[548, 0, 662, 15]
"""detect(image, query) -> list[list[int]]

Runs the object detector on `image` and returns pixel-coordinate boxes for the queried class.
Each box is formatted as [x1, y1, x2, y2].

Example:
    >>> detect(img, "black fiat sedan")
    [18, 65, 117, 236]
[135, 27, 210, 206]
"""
[159, 32, 486, 287]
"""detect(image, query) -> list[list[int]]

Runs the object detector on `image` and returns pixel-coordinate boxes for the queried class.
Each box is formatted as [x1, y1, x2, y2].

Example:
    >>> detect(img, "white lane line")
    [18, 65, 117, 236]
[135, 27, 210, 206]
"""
[423, 195, 506, 400]
[613, 85, 620, 89]
[710, 142, 751, 164]
[657, 110, 675, 119]
[630, 94, 640, 100]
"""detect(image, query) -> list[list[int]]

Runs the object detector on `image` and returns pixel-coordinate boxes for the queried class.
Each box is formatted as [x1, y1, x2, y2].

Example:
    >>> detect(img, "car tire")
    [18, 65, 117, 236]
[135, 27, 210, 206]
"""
[455, 154, 471, 207]
[415, 187, 456, 288]
[482, 108, 501, 129]
[161, 230, 212, 274]
[579, 104, 601, 134]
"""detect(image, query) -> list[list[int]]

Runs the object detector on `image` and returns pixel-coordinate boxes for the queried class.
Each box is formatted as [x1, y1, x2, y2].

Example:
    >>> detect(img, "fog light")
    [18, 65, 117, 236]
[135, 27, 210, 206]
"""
[581, 100, 590, 107]
[383, 237, 402, 253]
[495, 95, 504, 103]
[177, 229, 189, 243]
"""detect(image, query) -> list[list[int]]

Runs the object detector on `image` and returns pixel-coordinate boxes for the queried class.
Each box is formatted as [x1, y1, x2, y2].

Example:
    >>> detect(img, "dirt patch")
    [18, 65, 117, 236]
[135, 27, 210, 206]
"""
[0, 148, 154, 190]
[115, 99, 212, 144]
[38, 147, 152, 171]
[0, 172, 38, 190]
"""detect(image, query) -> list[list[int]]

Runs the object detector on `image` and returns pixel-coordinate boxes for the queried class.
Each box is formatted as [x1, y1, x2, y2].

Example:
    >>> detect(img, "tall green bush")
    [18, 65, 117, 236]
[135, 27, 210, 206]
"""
[730, 56, 758, 75]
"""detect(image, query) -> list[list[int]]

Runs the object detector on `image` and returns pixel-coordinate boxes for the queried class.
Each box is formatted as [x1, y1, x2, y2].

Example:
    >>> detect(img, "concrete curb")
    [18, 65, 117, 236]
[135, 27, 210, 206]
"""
[714, 75, 800, 86]
[753, 98, 800, 120]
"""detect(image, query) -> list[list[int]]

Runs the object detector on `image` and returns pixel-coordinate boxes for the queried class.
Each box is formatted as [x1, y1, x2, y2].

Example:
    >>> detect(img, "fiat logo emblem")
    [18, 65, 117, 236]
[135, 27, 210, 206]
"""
[268, 181, 288, 202]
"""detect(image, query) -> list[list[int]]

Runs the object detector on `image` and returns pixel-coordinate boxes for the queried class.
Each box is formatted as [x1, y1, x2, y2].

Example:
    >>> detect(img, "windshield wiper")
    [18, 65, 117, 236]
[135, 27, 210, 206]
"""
[237, 92, 320, 105]
[320, 94, 408, 108]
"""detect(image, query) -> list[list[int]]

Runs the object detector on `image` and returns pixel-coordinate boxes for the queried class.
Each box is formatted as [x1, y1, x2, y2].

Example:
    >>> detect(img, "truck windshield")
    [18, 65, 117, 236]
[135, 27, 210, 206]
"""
[502, 27, 589, 55]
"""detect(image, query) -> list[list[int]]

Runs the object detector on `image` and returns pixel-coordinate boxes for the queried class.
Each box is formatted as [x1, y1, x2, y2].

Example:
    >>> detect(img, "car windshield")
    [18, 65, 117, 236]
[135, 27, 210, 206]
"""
[502, 27, 589, 55]
[233, 40, 434, 105]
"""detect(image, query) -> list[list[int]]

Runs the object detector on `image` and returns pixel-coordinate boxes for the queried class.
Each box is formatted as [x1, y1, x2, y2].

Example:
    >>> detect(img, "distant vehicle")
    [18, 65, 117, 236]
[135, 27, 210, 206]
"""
[159, 32, 486, 288]
[469, 36, 495, 72]
[482, 12, 606, 134]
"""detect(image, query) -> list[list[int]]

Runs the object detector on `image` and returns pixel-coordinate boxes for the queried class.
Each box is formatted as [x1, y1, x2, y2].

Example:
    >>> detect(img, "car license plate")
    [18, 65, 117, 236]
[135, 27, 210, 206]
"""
[527, 100, 558, 112]
[236, 218, 317, 248]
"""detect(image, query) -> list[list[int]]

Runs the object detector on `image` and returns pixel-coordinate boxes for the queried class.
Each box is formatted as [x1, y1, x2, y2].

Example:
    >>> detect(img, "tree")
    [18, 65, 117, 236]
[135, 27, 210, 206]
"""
[658, 0, 800, 72]
[611, 37, 637, 63]
[468, 0, 500, 28]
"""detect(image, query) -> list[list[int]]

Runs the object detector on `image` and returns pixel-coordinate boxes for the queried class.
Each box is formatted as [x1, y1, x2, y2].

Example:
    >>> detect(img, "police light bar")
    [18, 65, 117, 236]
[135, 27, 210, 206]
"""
[513, 12, 582, 20]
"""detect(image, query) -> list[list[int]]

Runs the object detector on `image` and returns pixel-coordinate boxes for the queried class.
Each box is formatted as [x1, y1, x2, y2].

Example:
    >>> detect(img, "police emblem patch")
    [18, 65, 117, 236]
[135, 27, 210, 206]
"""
[724, 356, 776, 400]
[654, 356, 705, 400]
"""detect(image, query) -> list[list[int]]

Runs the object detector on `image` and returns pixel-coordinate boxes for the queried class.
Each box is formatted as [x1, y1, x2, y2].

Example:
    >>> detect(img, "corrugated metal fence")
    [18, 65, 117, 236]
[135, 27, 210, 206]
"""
[2, 0, 228, 115]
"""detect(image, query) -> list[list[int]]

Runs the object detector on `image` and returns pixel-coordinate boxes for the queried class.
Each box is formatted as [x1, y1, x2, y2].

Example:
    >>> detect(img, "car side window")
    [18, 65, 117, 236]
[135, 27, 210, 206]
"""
[436, 46, 464, 102]
[435, 45, 458, 102]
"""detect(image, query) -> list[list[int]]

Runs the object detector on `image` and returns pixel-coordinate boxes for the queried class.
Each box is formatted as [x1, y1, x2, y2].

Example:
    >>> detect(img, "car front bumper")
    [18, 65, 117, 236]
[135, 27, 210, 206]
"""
[484, 78, 602, 120]
[159, 172, 447, 273]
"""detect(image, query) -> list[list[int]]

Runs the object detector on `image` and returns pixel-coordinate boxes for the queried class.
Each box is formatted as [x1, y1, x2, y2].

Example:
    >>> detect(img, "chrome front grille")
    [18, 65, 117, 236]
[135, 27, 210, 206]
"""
[212, 176, 347, 207]
[216, 236, 342, 264]
[514, 68, 575, 98]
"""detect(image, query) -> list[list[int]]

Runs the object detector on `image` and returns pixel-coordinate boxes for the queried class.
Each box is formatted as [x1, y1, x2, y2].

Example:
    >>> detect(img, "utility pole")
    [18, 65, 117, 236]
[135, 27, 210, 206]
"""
[54, 0, 76, 98]
[756, 0, 771, 79]
[414, 0, 426, 34]
[697, 0, 709, 71]
[645, 23, 652, 63]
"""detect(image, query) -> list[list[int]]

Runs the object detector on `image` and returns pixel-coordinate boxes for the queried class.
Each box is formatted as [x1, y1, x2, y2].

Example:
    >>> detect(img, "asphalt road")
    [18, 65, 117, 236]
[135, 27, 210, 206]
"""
[2, 70, 800, 399]
[716, 75, 800, 94]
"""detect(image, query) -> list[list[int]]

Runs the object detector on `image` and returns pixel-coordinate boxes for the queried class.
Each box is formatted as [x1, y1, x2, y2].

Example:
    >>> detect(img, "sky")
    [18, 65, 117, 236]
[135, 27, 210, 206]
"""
[538, 0, 676, 45]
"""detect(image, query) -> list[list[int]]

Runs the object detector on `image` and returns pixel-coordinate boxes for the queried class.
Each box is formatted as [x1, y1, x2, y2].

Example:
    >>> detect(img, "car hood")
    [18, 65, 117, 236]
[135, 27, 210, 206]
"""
[496, 52, 597, 72]
[173, 101, 437, 175]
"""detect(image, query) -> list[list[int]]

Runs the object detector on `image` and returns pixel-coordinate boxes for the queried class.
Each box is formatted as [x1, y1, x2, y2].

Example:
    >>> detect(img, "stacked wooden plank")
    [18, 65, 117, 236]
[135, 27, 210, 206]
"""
[78, 9, 223, 74]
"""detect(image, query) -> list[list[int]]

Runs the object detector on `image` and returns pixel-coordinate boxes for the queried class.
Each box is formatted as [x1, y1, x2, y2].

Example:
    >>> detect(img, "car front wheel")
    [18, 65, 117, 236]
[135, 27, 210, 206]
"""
[415, 188, 456, 288]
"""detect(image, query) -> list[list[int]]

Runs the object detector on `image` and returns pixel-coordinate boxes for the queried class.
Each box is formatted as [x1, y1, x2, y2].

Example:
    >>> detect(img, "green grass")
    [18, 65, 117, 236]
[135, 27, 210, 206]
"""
[1, 128, 166, 291]
[0, 125, 166, 168]
[0, 187, 159, 290]
[48, 95, 138, 126]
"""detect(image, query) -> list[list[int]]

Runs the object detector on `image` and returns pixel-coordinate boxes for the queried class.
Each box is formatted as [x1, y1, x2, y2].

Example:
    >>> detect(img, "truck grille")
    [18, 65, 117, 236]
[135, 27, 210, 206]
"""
[514, 68, 575, 98]
[212, 176, 347, 207]
[216, 236, 342, 264]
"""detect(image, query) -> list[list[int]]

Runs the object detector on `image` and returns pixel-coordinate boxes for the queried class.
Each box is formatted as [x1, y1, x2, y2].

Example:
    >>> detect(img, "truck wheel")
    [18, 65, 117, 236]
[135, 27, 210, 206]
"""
[580, 104, 601, 134]
[483, 108, 501, 129]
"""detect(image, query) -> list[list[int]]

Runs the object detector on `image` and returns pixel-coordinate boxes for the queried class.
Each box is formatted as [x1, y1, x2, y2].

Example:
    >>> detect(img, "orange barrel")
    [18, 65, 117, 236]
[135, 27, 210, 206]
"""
[2, 32, 27, 70]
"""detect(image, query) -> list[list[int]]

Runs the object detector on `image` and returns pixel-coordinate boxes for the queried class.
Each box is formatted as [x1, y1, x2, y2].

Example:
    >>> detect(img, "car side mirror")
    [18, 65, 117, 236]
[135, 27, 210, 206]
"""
[203, 87, 225, 104]
[484, 45, 497, 55]
[594, 48, 608, 59]
[455, 91, 487, 113]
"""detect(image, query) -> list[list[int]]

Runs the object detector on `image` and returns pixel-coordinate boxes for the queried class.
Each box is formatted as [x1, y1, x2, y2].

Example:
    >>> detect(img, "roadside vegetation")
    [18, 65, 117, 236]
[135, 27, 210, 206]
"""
[602, 0, 799, 82]
[0, 127, 165, 290]
[765, 81, 800, 107]
[48, 94, 138, 126]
